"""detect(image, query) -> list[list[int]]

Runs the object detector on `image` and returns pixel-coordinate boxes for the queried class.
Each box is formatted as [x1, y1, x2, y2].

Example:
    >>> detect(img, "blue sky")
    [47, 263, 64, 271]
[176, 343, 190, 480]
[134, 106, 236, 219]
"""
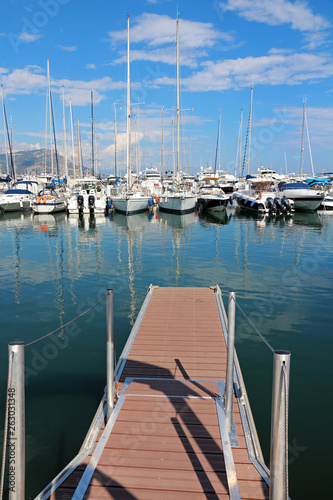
[0, 0, 332, 176]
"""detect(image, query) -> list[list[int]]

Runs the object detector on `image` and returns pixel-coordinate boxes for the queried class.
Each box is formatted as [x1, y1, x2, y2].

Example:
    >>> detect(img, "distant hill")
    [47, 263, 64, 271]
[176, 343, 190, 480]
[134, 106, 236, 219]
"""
[0, 148, 76, 178]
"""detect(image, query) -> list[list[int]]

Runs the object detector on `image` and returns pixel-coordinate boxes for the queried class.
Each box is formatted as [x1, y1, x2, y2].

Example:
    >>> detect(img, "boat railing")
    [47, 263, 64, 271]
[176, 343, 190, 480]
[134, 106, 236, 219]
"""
[0, 289, 118, 500]
[215, 285, 290, 500]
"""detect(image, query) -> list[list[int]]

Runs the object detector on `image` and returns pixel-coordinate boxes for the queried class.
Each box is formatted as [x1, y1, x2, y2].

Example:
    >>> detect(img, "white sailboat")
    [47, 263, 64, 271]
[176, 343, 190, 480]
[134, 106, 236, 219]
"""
[32, 59, 67, 214]
[111, 15, 150, 216]
[158, 17, 196, 214]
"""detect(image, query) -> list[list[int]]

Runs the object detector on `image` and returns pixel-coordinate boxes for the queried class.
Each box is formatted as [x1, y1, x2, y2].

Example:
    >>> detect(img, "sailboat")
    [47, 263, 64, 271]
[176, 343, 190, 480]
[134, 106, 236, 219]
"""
[31, 59, 67, 214]
[158, 17, 196, 214]
[111, 16, 151, 216]
[274, 101, 324, 212]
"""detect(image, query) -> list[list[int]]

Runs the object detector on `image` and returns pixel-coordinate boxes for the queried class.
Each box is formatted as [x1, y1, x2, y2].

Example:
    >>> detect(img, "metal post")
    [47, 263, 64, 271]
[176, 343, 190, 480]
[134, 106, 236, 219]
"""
[106, 289, 115, 421]
[8, 341, 25, 500]
[225, 291, 236, 434]
[269, 350, 291, 500]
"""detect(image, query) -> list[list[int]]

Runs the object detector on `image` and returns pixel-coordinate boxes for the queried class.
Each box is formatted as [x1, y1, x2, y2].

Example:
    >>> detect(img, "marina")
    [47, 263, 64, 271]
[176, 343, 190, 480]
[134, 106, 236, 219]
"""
[0, 208, 332, 499]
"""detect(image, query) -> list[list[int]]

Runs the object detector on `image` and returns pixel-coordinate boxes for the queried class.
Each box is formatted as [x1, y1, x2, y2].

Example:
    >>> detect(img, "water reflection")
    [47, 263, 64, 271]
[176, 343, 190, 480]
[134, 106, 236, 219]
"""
[157, 211, 197, 228]
[198, 210, 231, 226]
[32, 212, 67, 236]
[111, 212, 149, 325]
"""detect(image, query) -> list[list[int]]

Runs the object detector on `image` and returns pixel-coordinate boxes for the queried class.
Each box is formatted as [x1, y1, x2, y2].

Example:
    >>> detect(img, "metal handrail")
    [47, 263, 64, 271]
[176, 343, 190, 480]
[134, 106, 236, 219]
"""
[2, 291, 109, 500]
[215, 286, 290, 500]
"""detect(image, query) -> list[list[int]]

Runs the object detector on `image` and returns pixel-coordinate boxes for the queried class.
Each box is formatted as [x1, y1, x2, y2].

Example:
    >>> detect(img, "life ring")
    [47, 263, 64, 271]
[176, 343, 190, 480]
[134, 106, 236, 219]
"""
[145, 189, 151, 196]
[38, 196, 46, 204]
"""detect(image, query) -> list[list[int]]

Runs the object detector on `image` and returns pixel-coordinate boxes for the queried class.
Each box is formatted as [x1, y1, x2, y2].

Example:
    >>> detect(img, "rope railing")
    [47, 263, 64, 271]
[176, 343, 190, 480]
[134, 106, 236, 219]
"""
[1, 290, 111, 500]
[233, 297, 275, 353]
[25, 293, 107, 348]
[218, 288, 290, 500]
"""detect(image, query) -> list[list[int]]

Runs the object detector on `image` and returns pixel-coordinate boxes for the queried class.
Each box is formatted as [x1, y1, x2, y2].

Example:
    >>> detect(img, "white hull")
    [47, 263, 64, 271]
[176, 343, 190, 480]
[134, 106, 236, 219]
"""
[278, 188, 324, 212]
[32, 201, 67, 214]
[0, 197, 31, 212]
[158, 194, 196, 214]
[292, 197, 324, 212]
[320, 197, 333, 210]
[111, 194, 150, 215]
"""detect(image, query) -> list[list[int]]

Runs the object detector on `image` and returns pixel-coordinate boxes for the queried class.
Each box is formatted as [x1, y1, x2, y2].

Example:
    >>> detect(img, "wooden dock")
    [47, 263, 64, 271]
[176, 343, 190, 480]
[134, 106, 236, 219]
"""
[42, 286, 270, 500]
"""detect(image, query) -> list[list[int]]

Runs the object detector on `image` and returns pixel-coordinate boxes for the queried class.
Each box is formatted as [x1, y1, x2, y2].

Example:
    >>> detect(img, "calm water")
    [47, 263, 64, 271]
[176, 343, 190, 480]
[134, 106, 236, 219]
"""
[0, 208, 332, 499]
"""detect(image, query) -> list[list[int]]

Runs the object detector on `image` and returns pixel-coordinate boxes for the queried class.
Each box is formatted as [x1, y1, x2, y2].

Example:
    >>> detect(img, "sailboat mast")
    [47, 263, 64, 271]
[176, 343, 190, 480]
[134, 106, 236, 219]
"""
[126, 14, 131, 191]
[214, 108, 221, 174]
[47, 58, 54, 178]
[1, 85, 15, 180]
[218, 108, 221, 171]
[10, 114, 16, 176]
[172, 119, 175, 177]
[235, 108, 243, 178]
[114, 102, 118, 178]
[161, 107, 164, 172]
[1, 86, 9, 176]
[69, 98, 76, 178]
[77, 120, 81, 177]
[247, 86, 253, 176]
[62, 86, 68, 179]
[91, 90, 95, 177]
[300, 100, 305, 178]
[176, 16, 180, 182]
[304, 107, 314, 177]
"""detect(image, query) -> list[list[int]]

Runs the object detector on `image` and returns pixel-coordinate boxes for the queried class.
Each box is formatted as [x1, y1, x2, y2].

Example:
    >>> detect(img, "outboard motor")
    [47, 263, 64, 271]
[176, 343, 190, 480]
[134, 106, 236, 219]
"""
[88, 195, 95, 213]
[281, 196, 291, 213]
[266, 197, 275, 213]
[77, 195, 84, 212]
[274, 197, 283, 213]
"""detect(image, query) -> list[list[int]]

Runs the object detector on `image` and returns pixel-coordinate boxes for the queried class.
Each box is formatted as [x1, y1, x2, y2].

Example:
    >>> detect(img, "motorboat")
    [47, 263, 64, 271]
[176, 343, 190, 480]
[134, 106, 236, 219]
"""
[233, 176, 294, 214]
[31, 188, 67, 214]
[273, 181, 324, 212]
[0, 180, 41, 213]
[67, 178, 108, 215]
[196, 184, 230, 213]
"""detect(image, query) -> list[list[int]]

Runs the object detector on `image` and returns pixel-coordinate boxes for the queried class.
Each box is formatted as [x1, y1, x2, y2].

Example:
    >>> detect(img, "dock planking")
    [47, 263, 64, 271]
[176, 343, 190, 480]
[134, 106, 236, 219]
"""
[48, 287, 269, 499]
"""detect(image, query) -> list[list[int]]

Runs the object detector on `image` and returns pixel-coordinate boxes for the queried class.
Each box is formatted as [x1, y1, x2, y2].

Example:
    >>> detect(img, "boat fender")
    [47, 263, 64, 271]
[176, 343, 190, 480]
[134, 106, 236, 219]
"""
[38, 196, 46, 204]
[260, 191, 262, 199]
[155, 196, 159, 203]
[229, 198, 233, 205]
[108, 199, 112, 208]
[148, 198, 154, 207]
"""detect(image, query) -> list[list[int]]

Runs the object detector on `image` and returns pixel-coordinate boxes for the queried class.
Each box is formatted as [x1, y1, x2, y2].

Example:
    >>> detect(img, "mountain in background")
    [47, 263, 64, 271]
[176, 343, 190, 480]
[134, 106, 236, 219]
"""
[0, 148, 83, 177]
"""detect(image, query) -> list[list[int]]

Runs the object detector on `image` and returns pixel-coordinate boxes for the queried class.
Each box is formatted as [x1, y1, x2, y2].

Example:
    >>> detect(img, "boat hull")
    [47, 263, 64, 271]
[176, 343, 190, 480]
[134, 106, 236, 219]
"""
[32, 201, 67, 214]
[197, 195, 228, 213]
[158, 194, 196, 214]
[111, 195, 150, 215]
[0, 197, 31, 212]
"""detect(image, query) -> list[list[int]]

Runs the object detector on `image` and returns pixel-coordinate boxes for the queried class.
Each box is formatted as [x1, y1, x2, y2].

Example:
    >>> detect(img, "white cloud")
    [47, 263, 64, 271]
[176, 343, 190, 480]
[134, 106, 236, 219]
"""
[219, 0, 330, 48]
[108, 13, 233, 68]
[58, 45, 77, 52]
[19, 32, 42, 43]
[152, 52, 333, 91]
[0, 66, 126, 105]
[86, 64, 96, 70]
